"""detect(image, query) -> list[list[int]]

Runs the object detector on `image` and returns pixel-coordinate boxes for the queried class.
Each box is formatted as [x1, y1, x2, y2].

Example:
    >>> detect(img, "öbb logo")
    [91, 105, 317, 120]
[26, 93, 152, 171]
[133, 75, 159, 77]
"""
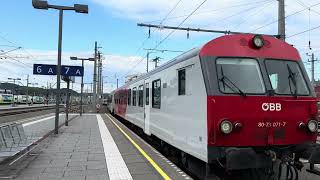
[262, 103, 281, 111]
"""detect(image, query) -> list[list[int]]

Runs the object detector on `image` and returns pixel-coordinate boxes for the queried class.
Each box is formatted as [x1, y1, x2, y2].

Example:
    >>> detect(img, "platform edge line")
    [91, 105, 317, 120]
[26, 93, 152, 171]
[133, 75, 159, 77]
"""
[97, 114, 133, 180]
[105, 113, 171, 180]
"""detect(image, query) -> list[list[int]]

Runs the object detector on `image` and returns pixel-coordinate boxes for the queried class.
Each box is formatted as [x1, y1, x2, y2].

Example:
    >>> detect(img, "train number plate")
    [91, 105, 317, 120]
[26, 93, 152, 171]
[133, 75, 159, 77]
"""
[257, 122, 287, 128]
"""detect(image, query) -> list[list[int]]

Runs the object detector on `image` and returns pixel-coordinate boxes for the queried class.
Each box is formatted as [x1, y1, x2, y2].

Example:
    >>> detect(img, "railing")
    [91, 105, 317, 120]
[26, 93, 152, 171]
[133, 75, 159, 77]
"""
[0, 122, 40, 162]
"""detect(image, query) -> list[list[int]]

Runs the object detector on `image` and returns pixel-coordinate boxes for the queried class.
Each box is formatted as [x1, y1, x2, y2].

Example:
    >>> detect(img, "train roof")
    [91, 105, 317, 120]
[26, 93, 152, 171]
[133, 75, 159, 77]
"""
[200, 34, 301, 60]
[115, 34, 301, 91]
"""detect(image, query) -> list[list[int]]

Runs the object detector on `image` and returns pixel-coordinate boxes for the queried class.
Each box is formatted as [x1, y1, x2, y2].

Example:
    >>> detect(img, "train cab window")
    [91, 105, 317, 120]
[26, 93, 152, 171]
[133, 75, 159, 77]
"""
[178, 69, 186, 95]
[265, 60, 309, 95]
[128, 89, 131, 105]
[145, 83, 149, 105]
[138, 85, 144, 107]
[132, 87, 137, 106]
[152, 79, 161, 109]
[217, 58, 265, 94]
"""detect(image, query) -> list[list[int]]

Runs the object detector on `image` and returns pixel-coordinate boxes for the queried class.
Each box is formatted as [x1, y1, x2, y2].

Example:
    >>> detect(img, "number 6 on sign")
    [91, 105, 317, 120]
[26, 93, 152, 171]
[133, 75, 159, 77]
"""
[37, 66, 42, 73]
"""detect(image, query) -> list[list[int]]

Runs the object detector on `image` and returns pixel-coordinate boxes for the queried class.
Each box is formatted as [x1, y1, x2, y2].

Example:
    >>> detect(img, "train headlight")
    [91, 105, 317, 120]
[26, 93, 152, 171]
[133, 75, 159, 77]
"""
[252, 35, 264, 49]
[220, 120, 233, 134]
[307, 120, 318, 133]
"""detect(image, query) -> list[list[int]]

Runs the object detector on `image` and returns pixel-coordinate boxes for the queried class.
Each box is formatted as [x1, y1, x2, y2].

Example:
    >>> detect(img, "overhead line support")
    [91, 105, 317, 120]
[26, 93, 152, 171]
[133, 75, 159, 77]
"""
[137, 23, 279, 38]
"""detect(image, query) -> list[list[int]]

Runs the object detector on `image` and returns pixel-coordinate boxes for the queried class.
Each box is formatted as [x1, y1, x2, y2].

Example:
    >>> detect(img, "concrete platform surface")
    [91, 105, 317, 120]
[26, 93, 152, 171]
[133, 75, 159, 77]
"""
[7, 114, 190, 180]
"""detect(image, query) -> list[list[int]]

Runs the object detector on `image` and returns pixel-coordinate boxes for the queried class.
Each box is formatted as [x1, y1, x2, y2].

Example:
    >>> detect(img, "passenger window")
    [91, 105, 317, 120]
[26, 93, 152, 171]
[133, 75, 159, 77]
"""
[146, 83, 149, 105]
[138, 85, 144, 107]
[152, 79, 161, 109]
[128, 89, 131, 105]
[132, 87, 137, 106]
[178, 69, 186, 95]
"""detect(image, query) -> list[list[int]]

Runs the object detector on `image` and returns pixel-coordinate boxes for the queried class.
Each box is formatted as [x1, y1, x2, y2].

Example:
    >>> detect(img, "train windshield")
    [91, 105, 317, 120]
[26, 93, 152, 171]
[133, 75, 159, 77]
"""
[216, 58, 265, 94]
[265, 60, 309, 95]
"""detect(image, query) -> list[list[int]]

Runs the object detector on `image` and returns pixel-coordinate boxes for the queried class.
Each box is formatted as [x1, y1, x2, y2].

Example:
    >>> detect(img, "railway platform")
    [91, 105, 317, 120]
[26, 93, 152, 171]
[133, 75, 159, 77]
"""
[0, 113, 191, 180]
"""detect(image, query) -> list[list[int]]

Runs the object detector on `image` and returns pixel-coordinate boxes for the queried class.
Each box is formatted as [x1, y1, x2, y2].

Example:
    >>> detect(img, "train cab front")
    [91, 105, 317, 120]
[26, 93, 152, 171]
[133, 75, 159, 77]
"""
[199, 34, 320, 177]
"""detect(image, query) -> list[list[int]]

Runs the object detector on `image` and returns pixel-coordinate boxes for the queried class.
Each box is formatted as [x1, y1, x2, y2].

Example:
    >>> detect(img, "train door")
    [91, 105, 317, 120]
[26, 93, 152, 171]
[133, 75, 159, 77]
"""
[144, 79, 151, 135]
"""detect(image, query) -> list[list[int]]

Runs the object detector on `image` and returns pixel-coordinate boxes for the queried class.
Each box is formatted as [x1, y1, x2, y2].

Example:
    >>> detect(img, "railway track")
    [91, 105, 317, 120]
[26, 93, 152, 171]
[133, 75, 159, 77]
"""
[0, 105, 61, 117]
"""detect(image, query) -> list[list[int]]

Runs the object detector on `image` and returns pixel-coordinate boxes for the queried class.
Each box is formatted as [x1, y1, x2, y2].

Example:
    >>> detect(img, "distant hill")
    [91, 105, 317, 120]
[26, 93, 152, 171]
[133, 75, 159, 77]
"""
[0, 83, 79, 96]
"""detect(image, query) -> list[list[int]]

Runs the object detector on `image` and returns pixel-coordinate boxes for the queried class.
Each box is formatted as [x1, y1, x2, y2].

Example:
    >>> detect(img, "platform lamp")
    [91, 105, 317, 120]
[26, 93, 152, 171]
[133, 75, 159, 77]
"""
[32, 0, 88, 134]
[70, 56, 94, 116]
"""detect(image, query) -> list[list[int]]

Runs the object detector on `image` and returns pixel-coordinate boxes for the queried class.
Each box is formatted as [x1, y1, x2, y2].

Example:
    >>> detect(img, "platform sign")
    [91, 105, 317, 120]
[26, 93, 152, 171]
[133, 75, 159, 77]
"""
[33, 64, 84, 76]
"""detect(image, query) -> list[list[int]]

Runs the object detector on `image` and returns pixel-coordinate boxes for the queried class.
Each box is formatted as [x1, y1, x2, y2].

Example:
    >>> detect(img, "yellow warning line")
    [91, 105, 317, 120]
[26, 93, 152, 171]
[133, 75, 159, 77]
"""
[105, 114, 171, 180]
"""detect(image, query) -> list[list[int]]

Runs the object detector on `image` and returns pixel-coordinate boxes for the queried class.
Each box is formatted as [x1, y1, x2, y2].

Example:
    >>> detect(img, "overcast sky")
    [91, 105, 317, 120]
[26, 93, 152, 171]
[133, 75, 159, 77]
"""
[0, 0, 320, 93]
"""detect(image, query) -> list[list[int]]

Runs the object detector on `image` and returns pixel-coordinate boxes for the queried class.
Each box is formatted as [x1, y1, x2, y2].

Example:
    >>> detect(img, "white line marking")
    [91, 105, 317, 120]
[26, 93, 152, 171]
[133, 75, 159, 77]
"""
[96, 114, 133, 180]
[22, 115, 57, 127]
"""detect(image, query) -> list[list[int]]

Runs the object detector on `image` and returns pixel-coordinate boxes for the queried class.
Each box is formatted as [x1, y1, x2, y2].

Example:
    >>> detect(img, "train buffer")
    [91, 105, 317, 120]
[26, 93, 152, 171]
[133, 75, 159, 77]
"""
[1, 114, 192, 180]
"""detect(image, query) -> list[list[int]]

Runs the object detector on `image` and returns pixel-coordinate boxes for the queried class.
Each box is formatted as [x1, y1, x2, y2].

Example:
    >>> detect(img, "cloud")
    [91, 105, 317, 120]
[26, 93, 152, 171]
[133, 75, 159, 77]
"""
[92, 0, 320, 68]
[0, 49, 146, 93]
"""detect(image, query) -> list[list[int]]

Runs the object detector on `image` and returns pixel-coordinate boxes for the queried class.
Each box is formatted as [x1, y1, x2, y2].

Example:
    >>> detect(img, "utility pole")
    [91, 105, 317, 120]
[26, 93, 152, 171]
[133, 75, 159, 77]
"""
[152, 57, 160, 68]
[144, 48, 183, 73]
[116, 78, 119, 89]
[93, 41, 97, 110]
[307, 53, 318, 86]
[278, 0, 285, 41]
[65, 78, 70, 126]
[97, 52, 100, 102]
[97, 51, 102, 104]
[26, 75, 29, 105]
[147, 52, 149, 72]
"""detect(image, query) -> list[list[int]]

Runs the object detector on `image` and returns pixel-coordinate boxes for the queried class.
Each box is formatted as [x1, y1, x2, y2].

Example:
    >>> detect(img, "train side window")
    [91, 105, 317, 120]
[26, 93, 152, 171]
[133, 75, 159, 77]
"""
[178, 69, 186, 95]
[152, 79, 161, 109]
[128, 89, 131, 105]
[132, 87, 137, 106]
[138, 85, 144, 107]
[146, 83, 149, 105]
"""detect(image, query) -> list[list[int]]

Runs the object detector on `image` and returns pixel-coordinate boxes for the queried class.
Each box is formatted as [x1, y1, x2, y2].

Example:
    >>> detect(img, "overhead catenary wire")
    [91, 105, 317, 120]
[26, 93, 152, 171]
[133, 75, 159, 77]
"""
[0, 47, 22, 55]
[287, 24, 320, 39]
[204, 0, 273, 29]
[2, 54, 33, 68]
[232, 1, 274, 30]
[152, 0, 208, 51]
[145, 0, 271, 24]
[251, 1, 320, 33]
[123, 0, 184, 78]
[133, 0, 184, 56]
[0, 32, 38, 62]
[125, 0, 208, 79]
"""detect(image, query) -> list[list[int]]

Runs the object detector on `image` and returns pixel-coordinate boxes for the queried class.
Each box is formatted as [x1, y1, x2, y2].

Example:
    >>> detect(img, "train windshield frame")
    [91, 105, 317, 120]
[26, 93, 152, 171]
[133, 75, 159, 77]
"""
[265, 59, 310, 96]
[216, 58, 266, 95]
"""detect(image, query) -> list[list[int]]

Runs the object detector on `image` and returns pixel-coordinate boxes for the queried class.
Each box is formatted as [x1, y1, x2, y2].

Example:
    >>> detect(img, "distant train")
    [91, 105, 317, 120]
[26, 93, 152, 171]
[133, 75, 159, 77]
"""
[13, 95, 44, 104]
[0, 89, 13, 104]
[0, 90, 45, 105]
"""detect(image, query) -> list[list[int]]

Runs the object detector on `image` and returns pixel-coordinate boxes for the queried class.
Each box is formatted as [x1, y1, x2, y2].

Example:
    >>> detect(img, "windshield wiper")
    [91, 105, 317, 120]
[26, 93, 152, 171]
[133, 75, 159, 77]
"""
[219, 66, 246, 97]
[287, 64, 298, 97]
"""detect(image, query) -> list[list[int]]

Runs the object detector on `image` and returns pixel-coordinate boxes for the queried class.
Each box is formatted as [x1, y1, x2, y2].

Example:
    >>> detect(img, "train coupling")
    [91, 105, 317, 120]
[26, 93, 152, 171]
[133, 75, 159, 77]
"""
[225, 148, 272, 170]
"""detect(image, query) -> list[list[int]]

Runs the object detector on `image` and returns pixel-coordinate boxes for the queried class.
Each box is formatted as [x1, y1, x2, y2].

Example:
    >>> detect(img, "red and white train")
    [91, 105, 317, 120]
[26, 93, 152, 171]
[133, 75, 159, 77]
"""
[109, 34, 320, 179]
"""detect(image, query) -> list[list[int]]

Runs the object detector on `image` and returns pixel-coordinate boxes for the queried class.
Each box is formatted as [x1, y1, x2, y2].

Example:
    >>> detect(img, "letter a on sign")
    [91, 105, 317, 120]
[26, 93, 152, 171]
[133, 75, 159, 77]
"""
[48, 68, 54, 74]
[76, 69, 81, 76]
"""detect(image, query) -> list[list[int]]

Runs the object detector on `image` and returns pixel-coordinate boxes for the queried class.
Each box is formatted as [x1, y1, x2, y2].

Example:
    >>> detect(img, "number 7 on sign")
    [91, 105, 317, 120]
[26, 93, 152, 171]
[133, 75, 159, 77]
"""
[64, 67, 70, 75]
